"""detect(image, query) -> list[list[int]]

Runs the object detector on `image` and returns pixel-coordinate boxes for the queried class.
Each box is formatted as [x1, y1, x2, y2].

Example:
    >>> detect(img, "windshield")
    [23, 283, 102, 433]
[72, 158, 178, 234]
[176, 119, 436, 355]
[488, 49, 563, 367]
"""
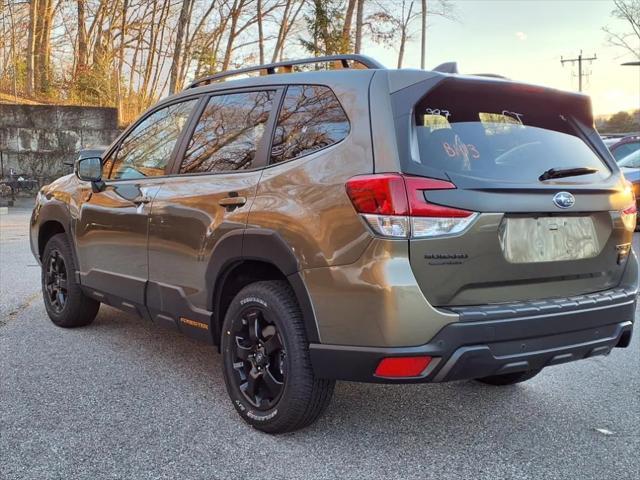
[410, 82, 610, 184]
[619, 149, 640, 169]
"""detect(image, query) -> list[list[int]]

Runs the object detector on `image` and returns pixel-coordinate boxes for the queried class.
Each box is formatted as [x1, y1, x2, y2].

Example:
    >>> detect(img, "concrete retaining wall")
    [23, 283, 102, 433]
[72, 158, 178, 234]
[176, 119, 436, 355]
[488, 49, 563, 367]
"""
[0, 104, 120, 183]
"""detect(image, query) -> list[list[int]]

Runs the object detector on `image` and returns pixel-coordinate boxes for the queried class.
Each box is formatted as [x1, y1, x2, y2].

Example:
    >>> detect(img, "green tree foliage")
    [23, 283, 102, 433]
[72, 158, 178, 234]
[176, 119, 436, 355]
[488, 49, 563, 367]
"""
[600, 110, 640, 133]
[300, 0, 350, 55]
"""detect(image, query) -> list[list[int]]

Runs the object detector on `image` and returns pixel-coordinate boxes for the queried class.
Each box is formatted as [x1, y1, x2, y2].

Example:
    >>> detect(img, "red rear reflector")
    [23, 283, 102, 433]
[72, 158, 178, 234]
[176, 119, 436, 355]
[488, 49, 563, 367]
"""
[375, 356, 432, 378]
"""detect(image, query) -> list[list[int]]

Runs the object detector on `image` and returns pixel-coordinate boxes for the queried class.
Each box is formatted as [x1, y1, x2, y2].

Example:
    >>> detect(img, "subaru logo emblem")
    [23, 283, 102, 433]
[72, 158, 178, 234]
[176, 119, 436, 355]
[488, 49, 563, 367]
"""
[553, 192, 575, 209]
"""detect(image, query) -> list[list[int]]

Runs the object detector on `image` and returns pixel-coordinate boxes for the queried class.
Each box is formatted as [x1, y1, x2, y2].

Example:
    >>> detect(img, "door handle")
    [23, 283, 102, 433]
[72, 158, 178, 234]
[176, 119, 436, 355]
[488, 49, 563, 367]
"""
[218, 196, 247, 207]
[133, 195, 151, 205]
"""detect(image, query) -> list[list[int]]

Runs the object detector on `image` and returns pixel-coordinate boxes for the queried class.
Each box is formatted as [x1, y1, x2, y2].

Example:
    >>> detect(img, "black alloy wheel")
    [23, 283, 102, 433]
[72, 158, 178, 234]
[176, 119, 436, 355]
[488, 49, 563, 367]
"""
[221, 280, 335, 433]
[228, 307, 286, 410]
[41, 233, 100, 327]
[44, 249, 68, 314]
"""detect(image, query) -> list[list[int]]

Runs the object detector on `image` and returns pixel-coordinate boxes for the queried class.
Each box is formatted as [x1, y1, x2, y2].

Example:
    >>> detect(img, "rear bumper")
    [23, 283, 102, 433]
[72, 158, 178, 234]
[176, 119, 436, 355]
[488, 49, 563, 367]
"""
[309, 288, 636, 383]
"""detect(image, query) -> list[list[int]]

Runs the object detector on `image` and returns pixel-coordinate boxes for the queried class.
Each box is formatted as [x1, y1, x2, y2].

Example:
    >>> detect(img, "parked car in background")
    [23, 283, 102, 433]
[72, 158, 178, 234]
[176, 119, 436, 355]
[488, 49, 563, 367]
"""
[619, 149, 640, 228]
[606, 135, 640, 162]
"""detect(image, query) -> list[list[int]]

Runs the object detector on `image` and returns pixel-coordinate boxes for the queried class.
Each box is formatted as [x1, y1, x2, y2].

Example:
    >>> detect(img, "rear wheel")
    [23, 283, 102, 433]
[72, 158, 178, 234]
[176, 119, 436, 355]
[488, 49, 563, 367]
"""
[41, 233, 100, 327]
[475, 369, 541, 386]
[221, 280, 335, 433]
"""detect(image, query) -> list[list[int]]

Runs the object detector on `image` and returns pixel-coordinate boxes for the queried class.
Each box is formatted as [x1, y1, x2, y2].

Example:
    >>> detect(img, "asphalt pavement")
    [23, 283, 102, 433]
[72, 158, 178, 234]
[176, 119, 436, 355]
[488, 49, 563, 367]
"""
[1, 201, 639, 479]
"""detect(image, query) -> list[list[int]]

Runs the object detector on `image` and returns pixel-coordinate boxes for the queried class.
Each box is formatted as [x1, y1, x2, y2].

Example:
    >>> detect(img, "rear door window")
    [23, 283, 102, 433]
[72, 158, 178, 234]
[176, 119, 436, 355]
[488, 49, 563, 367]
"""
[411, 83, 610, 183]
[270, 85, 349, 163]
[180, 90, 275, 174]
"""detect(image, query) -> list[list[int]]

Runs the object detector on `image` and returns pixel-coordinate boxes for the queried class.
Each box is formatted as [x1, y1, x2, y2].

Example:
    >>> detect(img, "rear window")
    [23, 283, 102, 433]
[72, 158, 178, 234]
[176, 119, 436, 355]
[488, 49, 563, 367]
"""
[410, 82, 610, 183]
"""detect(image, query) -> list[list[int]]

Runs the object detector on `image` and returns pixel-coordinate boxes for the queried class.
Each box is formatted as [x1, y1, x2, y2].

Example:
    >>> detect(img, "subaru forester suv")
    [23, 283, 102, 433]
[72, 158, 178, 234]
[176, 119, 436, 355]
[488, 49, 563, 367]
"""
[31, 55, 638, 433]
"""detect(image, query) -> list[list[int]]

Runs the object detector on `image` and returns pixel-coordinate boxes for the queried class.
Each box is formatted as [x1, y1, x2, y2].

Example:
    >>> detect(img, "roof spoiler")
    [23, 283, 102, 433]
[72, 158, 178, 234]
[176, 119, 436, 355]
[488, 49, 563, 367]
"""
[432, 62, 509, 79]
[432, 62, 459, 74]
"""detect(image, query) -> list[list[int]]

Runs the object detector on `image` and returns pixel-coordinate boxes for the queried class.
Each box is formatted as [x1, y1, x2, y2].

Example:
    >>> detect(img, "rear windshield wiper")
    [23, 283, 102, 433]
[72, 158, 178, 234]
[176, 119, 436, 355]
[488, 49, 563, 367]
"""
[539, 167, 599, 182]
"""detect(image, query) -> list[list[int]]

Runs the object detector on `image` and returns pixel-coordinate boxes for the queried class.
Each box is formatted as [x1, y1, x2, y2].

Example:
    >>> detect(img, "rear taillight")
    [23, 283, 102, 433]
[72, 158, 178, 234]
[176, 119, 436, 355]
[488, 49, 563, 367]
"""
[345, 174, 477, 238]
[621, 180, 637, 232]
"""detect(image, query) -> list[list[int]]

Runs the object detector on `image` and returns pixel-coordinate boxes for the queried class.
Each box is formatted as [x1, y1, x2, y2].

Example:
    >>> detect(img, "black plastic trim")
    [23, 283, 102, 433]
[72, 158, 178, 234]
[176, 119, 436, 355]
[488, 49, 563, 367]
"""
[448, 287, 637, 322]
[309, 292, 636, 384]
[206, 228, 319, 346]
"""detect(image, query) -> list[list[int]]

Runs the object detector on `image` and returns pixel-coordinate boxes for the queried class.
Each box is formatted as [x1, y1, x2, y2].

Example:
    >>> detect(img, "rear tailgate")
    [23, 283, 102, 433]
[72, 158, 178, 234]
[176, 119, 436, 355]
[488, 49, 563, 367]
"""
[410, 182, 632, 306]
[391, 76, 635, 306]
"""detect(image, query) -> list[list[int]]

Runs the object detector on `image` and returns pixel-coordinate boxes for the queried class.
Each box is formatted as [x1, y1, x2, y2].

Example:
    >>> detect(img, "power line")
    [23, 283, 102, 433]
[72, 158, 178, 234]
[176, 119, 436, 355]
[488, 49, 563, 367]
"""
[560, 50, 597, 92]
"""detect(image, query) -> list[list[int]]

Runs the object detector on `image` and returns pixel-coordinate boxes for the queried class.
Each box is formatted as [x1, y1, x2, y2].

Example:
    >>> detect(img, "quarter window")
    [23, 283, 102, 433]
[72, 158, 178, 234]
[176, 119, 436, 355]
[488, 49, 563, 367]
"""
[270, 85, 349, 163]
[180, 91, 274, 174]
[108, 100, 197, 180]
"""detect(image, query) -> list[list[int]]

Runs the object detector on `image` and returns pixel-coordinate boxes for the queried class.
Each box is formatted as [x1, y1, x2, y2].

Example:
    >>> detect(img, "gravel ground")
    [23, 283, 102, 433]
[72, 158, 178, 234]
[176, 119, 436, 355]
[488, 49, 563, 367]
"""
[1, 203, 639, 480]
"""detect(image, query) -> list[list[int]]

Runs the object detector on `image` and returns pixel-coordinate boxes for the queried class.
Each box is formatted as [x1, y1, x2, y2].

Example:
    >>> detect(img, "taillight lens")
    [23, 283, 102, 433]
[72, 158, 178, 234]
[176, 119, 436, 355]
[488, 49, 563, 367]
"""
[346, 174, 477, 238]
[621, 180, 637, 232]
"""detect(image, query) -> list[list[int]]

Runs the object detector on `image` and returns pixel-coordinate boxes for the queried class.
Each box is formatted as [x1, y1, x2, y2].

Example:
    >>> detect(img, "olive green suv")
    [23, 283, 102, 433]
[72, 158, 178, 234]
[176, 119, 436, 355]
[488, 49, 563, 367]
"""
[31, 55, 638, 433]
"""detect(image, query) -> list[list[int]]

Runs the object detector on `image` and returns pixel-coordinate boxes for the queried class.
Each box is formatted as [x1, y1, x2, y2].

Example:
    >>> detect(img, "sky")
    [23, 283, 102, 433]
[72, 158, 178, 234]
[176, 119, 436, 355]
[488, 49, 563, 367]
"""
[368, 0, 640, 116]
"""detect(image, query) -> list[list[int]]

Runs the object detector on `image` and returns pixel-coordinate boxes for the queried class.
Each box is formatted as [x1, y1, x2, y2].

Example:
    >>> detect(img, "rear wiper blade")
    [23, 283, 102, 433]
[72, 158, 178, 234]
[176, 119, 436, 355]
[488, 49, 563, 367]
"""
[539, 167, 599, 182]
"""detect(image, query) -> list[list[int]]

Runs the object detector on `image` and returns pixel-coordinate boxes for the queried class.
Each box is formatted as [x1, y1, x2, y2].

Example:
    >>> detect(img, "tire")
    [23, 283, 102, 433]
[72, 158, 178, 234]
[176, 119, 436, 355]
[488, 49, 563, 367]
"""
[221, 280, 335, 434]
[475, 369, 541, 386]
[41, 233, 100, 327]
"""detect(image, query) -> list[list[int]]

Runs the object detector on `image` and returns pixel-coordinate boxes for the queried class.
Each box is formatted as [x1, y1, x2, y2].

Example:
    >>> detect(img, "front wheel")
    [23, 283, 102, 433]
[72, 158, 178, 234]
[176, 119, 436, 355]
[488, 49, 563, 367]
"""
[41, 233, 100, 327]
[221, 280, 335, 433]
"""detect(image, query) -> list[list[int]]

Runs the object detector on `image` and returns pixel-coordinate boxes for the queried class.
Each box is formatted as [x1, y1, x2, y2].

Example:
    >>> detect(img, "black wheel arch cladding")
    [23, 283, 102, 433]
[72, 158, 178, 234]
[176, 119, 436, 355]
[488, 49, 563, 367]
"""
[207, 228, 320, 345]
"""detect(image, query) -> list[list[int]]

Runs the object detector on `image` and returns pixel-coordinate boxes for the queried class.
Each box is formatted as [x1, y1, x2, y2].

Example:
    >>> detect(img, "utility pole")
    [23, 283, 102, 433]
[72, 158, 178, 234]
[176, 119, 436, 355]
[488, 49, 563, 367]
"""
[561, 50, 597, 92]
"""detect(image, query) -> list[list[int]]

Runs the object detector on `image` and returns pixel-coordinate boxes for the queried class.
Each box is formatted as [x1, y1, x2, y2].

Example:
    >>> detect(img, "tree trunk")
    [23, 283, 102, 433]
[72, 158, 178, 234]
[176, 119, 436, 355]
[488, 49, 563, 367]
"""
[271, 0, 293, 62]
[26, 0, 38, 95]
[116, 0, 129, 124]
[397, 30, 406, 68]
[420, 0, 426, 69]
[397, 1, 414, 68]
[222, 0, 243, 71]
[355, 0, 365, 54]
[342, 0, 357, 53]
[169, 0, 192, 94]
[37, 0, 54, 93]
[257, 0, 265, 64]
[76, 0, 88, 76]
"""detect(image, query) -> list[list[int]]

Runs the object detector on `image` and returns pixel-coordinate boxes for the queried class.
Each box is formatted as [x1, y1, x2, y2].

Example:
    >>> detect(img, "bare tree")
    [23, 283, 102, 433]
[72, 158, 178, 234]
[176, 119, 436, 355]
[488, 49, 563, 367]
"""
[603, 0, 640, 60]
[76, 0, 88, 75]
[368, 0, 455, 68]
[26, 0, 38, 95]
[354, 0, 364, 53]
[420, 0, 426, 68]
[257, 0, 265, 63]
[169, 0, 195, 94]
[341, 0, 357, 52]
[272, 0, 306, 62]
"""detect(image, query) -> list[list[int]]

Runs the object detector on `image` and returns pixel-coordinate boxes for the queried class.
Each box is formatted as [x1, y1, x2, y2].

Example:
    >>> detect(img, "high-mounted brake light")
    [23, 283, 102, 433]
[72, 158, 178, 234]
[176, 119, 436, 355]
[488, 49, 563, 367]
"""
[345, 174, 477, 238]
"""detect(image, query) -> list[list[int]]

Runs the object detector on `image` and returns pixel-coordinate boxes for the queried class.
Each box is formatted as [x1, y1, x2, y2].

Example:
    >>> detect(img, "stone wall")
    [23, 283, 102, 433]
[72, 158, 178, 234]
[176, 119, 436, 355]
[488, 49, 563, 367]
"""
[0, 104, 120, 184]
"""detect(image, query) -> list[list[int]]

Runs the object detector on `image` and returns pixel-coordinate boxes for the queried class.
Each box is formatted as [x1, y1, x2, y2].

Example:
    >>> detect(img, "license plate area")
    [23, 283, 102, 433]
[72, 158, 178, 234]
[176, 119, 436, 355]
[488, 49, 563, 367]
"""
[499, 215, 601, 263]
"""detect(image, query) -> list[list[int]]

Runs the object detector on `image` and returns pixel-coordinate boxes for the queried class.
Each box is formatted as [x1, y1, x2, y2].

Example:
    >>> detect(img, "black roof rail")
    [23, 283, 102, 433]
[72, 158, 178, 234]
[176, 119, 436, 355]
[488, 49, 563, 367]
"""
[187, 54, 385, 89]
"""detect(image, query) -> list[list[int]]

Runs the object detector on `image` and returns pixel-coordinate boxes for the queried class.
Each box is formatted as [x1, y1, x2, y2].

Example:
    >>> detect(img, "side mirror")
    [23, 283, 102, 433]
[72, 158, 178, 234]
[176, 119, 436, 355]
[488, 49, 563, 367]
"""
[75, 156, 105, 192]
[76, 156, 102, 182]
